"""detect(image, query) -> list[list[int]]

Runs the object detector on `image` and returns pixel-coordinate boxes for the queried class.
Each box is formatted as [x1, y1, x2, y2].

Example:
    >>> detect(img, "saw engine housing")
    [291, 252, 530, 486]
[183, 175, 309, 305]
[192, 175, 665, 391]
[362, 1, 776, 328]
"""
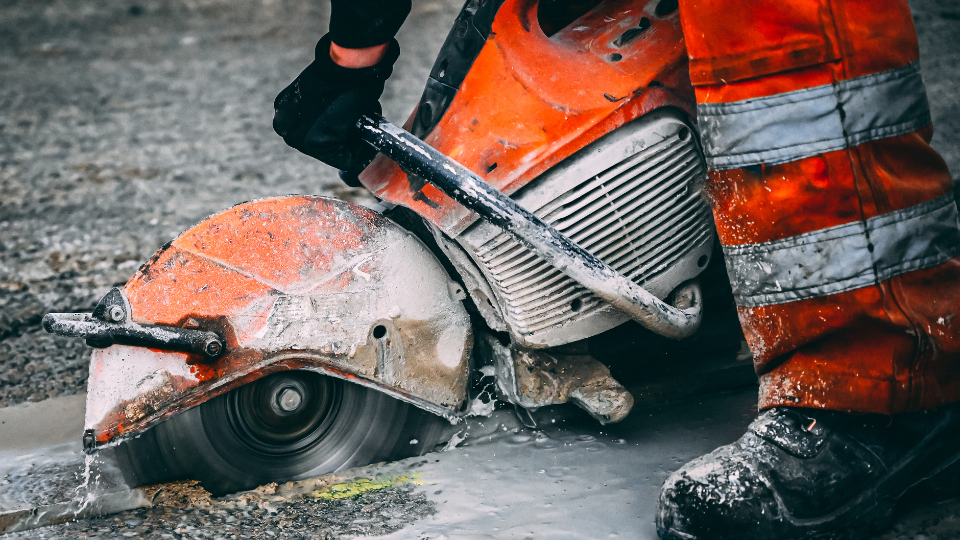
[361, 0, 713, 348]
[453, 110, 712, 347]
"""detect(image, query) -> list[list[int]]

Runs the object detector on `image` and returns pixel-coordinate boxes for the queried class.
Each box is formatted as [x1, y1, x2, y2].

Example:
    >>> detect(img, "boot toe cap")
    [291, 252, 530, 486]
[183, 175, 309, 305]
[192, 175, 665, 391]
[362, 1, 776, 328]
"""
[656, 445, 781, 540]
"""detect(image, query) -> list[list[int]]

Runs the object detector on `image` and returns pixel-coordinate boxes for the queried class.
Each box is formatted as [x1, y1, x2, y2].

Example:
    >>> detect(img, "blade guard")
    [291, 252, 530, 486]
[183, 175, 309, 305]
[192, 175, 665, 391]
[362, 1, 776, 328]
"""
[82, 196, 472, 451]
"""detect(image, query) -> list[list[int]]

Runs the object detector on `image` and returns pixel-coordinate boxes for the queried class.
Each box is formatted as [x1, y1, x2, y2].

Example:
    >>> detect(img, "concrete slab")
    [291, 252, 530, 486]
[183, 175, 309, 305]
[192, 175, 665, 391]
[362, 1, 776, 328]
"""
[0, 393, 85, 457]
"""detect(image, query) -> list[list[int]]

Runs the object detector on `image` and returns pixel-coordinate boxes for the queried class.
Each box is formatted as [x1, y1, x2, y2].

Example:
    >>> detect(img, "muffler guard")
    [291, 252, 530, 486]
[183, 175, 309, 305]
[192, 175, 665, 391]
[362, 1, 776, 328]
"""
[76, 196, 472, 450]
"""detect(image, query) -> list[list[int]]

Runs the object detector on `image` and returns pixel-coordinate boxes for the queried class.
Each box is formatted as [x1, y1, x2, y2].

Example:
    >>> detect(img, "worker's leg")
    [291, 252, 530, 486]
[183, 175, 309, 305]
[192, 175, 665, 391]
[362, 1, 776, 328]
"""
[684, 0, 960, 414]
[656, 0, 960, 538]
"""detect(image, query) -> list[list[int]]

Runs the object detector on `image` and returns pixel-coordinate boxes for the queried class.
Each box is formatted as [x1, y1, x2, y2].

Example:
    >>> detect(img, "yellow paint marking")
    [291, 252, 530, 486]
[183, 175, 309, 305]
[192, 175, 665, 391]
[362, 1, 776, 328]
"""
[312, 472, 424, 500]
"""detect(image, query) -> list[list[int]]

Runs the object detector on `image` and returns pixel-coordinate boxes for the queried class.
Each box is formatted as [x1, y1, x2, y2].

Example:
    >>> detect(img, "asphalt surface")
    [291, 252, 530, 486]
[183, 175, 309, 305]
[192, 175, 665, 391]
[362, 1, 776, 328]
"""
[1, 0, 959, 538]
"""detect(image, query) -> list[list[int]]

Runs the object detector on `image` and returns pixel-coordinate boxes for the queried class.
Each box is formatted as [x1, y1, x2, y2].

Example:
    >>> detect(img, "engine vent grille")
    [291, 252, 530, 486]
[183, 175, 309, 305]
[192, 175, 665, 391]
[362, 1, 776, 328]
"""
[472, 127, 712, 336]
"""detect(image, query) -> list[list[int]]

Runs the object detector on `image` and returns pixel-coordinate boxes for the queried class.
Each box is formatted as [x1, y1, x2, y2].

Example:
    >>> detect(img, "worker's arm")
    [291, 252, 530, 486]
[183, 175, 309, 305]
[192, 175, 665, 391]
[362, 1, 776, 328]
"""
[272, 0, 411, 178]
[329, 0, 411, 52]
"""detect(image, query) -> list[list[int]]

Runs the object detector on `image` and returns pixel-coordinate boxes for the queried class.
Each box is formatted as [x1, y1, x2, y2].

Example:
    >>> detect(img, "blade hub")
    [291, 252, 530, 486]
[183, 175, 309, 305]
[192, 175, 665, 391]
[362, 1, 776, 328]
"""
[276, 387, 303, 412]
[227, 371, 341, 455]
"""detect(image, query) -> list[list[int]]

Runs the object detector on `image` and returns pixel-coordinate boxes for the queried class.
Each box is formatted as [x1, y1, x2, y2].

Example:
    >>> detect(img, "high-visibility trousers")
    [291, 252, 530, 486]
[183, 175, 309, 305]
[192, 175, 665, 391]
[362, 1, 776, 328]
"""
[679, 0, 960, 414]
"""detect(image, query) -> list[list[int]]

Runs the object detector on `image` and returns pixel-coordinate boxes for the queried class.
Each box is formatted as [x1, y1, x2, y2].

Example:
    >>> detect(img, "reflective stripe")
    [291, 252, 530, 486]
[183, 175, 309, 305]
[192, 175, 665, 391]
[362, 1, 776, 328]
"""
[698, 62, 932, 171]
[723, 193, 960, 307]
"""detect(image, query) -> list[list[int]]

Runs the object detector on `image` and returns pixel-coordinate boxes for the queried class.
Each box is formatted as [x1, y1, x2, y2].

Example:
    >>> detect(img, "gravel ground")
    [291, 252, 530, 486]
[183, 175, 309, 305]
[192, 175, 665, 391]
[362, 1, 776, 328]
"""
[4, 478, 437, 540]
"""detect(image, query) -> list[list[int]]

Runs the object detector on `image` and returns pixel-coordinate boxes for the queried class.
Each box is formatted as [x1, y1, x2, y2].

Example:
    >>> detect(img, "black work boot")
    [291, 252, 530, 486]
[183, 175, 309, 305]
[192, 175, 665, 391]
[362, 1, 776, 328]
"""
[656, 404, 960, 540]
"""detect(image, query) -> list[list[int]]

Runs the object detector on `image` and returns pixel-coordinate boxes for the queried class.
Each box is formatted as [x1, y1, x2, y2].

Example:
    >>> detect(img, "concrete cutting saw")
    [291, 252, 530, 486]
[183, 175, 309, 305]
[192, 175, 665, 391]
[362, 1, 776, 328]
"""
[44, 0, 732, 495]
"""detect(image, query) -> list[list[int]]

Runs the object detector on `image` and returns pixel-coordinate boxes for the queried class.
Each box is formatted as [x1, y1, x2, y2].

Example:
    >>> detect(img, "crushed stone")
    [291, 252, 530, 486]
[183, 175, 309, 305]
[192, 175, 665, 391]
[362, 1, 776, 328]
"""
[1, 484, 435, 540]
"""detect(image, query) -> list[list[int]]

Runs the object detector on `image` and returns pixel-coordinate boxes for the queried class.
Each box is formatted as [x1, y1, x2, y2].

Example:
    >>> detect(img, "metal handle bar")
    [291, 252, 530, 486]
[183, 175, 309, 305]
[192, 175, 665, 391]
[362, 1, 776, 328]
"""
[357, 114, 701, 340]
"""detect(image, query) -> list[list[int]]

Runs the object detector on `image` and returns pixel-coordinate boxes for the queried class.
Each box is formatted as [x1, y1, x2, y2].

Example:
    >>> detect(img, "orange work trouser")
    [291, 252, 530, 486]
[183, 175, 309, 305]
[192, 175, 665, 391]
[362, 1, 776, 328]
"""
[677, 0, 960, 414]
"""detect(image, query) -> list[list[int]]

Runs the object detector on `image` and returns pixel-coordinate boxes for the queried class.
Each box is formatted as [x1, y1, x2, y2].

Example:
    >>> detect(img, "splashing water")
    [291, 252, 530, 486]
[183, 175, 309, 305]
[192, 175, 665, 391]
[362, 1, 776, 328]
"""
[464, 366, 499, 418]
[74, 453, 101, 512]
[442, 430, 467, 451]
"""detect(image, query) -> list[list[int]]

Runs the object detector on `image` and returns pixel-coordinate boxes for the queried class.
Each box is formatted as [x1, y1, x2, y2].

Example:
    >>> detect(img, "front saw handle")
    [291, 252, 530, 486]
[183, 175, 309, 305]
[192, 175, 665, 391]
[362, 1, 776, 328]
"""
[356, 114, 702, 340]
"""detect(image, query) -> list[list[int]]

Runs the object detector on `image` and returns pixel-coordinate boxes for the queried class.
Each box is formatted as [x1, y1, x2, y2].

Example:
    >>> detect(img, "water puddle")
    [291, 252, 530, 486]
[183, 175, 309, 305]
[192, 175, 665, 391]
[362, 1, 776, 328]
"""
[379, 388, 758, 540]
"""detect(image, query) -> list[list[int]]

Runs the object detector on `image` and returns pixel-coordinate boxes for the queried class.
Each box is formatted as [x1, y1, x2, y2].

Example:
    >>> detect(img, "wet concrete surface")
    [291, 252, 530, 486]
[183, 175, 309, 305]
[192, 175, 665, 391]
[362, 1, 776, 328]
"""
[0, 394, 125, 513]
[0, 388, 759, 539]
[1, 388, 960, 539]
[0, 0, 959, 538]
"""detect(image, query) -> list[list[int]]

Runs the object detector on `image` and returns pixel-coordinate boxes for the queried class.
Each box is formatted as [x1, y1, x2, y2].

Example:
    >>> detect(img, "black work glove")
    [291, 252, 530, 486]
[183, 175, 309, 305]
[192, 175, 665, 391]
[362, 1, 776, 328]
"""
[273, 34, 400, 177]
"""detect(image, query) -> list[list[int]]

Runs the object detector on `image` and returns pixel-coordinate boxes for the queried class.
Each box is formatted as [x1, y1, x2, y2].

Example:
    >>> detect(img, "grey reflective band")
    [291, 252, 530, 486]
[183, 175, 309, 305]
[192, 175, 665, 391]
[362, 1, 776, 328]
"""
[698, 62, 932, 171]
[723, 193, 960, 307]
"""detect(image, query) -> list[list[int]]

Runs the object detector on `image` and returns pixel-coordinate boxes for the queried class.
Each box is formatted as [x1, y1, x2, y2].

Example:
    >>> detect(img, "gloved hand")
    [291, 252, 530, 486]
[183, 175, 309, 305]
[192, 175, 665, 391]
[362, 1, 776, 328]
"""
[273, 34, 400, 178]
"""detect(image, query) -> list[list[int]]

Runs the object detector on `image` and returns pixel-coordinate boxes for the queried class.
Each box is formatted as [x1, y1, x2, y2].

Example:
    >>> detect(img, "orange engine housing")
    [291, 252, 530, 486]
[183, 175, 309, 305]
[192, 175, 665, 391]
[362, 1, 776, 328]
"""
[360, 0, 697, 235]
